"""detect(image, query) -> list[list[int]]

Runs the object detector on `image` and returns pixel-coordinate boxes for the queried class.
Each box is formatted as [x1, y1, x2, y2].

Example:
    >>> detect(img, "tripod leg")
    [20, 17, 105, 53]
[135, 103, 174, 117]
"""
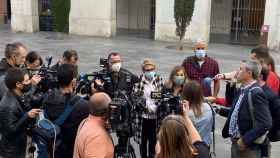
[129, 145, 136, 158]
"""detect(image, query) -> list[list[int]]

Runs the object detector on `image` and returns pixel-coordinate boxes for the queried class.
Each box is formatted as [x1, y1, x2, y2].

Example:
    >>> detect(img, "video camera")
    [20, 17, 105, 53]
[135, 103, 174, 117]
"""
[31, 56, 58, 93]
[76, 58, 111, 97]
[108, 91, 135, 138]
[151, 91, 183, 115]
[28, 56, 58, 108]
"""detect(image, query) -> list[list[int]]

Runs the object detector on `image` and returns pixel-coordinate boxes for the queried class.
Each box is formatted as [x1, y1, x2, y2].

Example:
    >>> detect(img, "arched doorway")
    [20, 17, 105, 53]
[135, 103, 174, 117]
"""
[116, 0, 156, 39]
[210, 0, 266, 45]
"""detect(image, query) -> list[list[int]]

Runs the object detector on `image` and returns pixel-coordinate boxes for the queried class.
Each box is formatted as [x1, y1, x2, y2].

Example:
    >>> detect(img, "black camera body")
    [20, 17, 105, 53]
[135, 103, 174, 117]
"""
[76, 58, 111, 96]
[109, 91, 135, 138]
[151, 92, 183, 115]
[76, 71, 111, 95]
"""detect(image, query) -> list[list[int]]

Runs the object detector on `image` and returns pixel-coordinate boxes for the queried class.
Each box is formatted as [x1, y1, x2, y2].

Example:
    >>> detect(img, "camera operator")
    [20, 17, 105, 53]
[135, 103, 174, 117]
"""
[51, 50, 79, 74]
[0, 43, 41, 100]
[0, 68, 41, 158]
[41, 64, 89, 158]
[25, 51, 43, 70]
[133, 59, 164, 158]
[74, 92, 114, 158]
[94, 52, 139, 98]
[0, 42, 27, 76]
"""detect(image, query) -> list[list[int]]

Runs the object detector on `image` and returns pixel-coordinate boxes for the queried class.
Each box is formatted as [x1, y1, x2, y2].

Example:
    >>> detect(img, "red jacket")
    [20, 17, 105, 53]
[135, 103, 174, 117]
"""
[266, 71, 279, 95]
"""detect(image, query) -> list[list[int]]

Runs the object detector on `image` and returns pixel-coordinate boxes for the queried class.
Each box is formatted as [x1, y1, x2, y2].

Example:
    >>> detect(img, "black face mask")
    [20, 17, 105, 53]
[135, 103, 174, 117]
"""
[22, 84, 32, 93]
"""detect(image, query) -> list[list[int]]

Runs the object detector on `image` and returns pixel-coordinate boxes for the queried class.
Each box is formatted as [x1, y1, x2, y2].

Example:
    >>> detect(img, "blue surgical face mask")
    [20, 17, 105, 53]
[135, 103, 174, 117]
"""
[144, 71, 155, 80]
[195, 50, 206, 58]
[173, 76, 185, 85]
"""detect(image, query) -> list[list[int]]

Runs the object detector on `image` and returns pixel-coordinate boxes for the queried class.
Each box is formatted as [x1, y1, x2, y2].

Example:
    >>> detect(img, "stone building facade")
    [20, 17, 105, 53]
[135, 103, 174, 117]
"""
[1, 0, 280, 50]
[0, 0, 7, 24]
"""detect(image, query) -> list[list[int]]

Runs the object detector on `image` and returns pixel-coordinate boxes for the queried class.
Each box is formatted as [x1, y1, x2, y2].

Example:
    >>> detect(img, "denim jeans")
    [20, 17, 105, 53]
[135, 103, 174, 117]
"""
[202, 77, 213, 96]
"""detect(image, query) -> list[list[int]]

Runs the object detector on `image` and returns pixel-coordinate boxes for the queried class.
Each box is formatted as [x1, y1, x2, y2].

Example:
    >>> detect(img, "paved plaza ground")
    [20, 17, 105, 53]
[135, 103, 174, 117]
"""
[0, 24, 280, 158]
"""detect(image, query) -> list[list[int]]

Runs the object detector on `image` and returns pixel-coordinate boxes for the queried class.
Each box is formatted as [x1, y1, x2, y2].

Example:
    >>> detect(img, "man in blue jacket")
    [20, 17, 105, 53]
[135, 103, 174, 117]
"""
[222, 60, 272, 158]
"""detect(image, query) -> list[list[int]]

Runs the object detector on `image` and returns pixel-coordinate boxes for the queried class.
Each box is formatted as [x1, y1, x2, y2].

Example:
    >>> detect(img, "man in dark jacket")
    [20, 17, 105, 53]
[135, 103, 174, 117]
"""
[257, 66, 280, 157]
[94, 52, 139, 98]
[222, 61, 272, 158]
[0, 68, 41, 158]
[43, 64, 89, 158]
[0, 43, 28, 99]
[0, 42, 28, 76]
[51, 49, 79, 73]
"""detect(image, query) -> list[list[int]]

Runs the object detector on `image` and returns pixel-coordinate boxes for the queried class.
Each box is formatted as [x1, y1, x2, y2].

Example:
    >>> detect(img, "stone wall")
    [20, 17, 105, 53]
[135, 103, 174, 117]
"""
[69, 0, 116, 37]
[264, 0, 280, 50]
[155, 0, 212, 43]
[10, 0, 39, 32]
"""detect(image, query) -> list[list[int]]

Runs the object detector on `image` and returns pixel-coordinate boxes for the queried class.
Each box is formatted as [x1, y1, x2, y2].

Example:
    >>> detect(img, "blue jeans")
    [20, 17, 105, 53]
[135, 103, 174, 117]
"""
[202, 77, 213, 96]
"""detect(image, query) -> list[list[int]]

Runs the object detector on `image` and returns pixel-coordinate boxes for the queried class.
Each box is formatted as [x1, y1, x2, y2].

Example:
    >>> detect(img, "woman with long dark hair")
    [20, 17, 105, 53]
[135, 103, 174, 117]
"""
[163, 66, 188, 97]
[182, 81, 214, 146]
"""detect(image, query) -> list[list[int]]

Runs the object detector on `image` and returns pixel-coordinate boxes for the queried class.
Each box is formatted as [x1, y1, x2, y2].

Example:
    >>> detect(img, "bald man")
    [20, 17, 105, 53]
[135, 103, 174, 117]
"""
[182, 42, 220, 97]
[73, 93, 114, 158]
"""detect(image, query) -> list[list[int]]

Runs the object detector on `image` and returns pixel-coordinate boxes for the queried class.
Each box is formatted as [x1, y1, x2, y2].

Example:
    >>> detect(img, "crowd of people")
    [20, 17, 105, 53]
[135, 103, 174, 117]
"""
[0, 41, 278, 158]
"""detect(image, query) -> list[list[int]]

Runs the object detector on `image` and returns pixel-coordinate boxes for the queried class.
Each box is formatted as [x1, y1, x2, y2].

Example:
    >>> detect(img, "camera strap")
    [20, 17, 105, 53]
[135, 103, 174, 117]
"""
[54, 96, 82, 126]
[206, 102, 216, 158]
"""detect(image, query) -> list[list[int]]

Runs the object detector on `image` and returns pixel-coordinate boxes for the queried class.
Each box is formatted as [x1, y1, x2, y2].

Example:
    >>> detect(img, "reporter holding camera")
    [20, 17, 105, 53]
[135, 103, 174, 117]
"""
[0, 68, 41, 158]
[51, 50, 79, 72]
[0, 43, 42, 101]
[182, 81, 214, 147]
[133, 59, 163, 158]
[94, 52, 139, 98]
[155, 102, 209, 158]
[25, 51, 43, 70]
[41, 64, 89, 158]
[74, 92, 114, 158]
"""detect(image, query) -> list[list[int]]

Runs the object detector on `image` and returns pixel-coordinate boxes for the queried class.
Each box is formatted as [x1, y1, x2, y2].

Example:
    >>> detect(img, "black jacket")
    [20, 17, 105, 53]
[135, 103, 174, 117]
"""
[43, 89, 89, 158]
[0, 91, 33, 158]
[100, 68, 139, 98]
[0, 58, 12, 77]
[262, 85, 280, 141]
[222, 83, 272, 149]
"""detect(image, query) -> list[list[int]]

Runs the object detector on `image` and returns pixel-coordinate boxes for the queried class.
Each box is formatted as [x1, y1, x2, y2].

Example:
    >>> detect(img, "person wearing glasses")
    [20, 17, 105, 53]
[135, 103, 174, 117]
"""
[182, 42, 220, 97]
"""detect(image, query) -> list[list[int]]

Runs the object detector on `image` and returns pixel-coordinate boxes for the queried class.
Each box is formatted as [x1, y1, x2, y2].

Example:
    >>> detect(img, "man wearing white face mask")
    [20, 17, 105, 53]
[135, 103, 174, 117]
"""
[182, 42, 220, 97]
[94, 52, 139, 98]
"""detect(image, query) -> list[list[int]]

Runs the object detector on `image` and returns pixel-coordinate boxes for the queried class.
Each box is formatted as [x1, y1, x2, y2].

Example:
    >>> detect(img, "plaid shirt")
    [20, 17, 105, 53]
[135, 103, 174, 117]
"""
[182, 56, 219, 96]
[132, 74, 164, 144]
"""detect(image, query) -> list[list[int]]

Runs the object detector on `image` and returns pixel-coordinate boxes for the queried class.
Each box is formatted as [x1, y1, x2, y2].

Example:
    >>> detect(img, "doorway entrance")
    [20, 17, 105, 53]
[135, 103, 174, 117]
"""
[210, 0, 266, 45]
[116, 0, 156, 39]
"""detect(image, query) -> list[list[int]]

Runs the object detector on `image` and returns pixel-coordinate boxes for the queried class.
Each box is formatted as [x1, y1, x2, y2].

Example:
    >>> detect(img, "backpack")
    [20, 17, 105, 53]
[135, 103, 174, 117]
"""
[32, 95, 82, 158]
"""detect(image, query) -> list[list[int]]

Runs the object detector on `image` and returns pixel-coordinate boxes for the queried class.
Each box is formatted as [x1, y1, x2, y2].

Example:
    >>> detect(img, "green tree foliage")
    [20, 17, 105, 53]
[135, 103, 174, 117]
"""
[51, 0, 70, 32]
[174, 0, 195, 40]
